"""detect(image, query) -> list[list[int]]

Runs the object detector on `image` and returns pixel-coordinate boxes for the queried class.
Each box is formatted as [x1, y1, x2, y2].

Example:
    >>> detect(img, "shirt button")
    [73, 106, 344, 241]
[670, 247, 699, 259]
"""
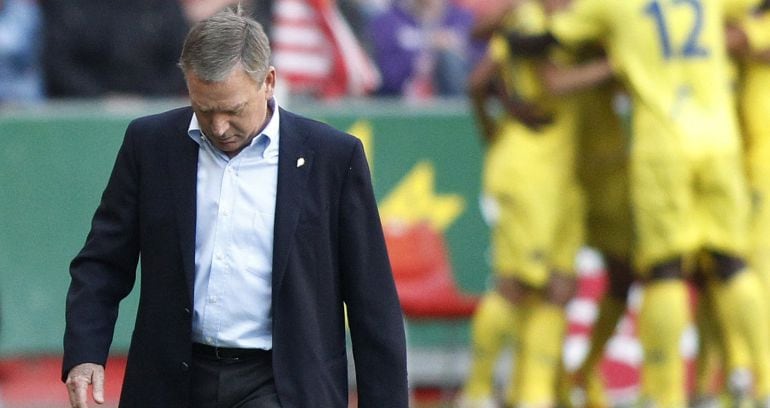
[180, 361, 190, 371]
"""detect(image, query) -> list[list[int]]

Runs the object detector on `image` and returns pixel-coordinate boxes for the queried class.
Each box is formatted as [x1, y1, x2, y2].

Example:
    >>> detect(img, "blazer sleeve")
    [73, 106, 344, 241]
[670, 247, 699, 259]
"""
[62, 125, 141, 381]
[337, 140, 409, 407]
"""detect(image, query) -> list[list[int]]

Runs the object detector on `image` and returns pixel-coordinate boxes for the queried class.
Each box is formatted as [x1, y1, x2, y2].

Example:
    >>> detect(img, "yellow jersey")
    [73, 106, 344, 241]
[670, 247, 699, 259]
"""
[489, 0, 579, 153]
[492, 1, 576, 113]
[551, 0, 758, 156]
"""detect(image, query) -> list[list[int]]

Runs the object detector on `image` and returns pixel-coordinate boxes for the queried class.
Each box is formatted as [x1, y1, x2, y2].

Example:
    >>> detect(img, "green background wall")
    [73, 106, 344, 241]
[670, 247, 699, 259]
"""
[0, 99, 490, 355]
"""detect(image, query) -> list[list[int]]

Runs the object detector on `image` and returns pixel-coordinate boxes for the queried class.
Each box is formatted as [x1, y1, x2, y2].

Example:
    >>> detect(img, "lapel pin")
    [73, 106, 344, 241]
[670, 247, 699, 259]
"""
[296, 157, 305, 168]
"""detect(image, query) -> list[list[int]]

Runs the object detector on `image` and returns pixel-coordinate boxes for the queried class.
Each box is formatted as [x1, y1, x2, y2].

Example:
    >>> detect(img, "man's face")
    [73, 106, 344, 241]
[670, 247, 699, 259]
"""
[187, 66, 276, 157]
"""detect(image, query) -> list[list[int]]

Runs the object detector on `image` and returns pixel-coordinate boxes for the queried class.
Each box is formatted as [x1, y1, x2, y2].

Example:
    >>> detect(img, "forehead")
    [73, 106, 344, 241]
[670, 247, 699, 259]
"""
[187, 69, 261, 111]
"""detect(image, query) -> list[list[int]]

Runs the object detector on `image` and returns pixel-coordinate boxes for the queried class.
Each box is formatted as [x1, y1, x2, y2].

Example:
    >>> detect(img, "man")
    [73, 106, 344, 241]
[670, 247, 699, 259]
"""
[507, 0, 770, 405]
[62, 8, 408, 408]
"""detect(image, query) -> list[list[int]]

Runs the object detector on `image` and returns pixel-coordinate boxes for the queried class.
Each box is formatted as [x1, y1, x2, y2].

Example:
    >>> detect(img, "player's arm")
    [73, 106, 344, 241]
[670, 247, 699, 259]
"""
[471, 0, 523, 41]
[538, 55, 613, 96]
[733, 5, 770, 62]
[505, 30, 560, 57]
[495, 78, 555, 132]
[468, 51, 503, 144]
[468, 50, 554, 141]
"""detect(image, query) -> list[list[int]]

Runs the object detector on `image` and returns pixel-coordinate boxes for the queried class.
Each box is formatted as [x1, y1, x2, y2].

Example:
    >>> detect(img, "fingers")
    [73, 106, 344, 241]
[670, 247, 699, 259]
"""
[92, 365, 105, 404]
[66, 372, 90, 408]
[65, 363, 105, 408]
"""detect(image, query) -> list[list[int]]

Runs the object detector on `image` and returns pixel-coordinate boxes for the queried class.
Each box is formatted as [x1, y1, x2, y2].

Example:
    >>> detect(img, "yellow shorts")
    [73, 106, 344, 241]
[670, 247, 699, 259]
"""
[631, 144, 750, 275]
[483, 118, 584, 287]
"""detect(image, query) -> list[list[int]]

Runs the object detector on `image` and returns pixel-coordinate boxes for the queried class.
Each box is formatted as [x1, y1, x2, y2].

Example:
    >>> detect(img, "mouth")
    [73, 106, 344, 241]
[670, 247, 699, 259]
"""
[213, 136, 236, 145]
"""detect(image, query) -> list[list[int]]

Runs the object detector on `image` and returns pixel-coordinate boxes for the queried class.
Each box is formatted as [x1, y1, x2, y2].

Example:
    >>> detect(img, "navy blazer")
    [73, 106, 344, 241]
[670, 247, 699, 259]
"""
[63, 106, 409, 407]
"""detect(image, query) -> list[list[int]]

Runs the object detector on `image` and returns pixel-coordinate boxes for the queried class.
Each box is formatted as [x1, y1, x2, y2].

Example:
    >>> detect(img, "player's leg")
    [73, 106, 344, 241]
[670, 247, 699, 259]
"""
[459, 132, 526, 407]
[459, 289, 521, 407]
[637, 259, 691, 408]
[461, 167, 542, 406]
[690, 265, 729, 407]
[630, 123, 697, 407]
[572, 256, 633, 408]
[572, 92, 633, 407]
[707, 253, 770, 405]
[514, 184, 582, 408]
[692, 291, 723, 407]
[700, 147, 770, 405]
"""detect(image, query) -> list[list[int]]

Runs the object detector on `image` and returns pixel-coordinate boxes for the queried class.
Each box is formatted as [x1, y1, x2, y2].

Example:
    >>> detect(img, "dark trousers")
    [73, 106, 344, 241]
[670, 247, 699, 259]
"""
[191, 346, 282, 408]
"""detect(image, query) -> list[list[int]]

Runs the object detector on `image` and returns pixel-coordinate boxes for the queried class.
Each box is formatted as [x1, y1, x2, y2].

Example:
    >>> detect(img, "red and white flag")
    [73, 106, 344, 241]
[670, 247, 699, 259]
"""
[272, 0, 380, 99]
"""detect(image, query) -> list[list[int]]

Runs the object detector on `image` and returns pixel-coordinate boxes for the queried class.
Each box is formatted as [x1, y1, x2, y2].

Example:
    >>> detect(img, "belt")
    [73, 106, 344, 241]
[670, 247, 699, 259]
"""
[192, 343, 271, 361]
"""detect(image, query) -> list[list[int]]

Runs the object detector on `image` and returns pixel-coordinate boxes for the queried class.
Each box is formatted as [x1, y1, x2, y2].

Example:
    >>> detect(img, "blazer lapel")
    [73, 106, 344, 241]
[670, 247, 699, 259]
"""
[166, 112, 199, 306]
[272, 110, 314, 296]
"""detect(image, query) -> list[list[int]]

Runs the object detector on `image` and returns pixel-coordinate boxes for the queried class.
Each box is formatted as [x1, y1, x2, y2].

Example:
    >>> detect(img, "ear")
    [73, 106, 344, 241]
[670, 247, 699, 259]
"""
[264, 67, 277, 100]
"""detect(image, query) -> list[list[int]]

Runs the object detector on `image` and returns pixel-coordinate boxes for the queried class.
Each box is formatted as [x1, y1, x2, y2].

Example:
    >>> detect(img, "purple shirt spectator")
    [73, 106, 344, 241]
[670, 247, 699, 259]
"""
[367, 0, 474, 98]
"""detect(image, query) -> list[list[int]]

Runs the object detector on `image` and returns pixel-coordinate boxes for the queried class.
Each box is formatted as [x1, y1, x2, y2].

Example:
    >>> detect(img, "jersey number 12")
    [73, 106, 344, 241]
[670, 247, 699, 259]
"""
[644, 0, 709, 59]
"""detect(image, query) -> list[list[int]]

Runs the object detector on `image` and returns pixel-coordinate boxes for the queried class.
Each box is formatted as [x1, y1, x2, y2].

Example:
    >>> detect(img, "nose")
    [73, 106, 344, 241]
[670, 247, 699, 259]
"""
[210, 115, 230, 137]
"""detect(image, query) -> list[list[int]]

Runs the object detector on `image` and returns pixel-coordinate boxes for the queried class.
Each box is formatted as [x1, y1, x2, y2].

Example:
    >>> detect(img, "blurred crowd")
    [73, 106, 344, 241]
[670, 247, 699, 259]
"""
[0, 0, 501, 107]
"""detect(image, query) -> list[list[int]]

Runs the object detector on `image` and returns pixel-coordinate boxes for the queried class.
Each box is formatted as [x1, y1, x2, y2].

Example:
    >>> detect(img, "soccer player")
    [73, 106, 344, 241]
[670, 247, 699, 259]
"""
[458, 1, 614, 406]
[505, 0, 770, 405]
[563, 80, 635, 408]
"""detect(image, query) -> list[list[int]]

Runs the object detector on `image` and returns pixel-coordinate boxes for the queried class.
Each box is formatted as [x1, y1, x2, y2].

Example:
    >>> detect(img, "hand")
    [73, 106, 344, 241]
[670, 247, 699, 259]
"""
[65, 363, 105, 407]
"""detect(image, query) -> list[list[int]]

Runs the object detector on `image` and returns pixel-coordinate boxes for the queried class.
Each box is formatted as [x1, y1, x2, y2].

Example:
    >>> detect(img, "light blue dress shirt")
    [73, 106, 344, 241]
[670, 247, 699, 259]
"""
[187, 102, 280, 350]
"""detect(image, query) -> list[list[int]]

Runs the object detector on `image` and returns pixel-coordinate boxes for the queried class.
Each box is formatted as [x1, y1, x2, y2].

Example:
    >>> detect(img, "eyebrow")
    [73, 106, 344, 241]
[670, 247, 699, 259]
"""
[197, 102, 247, 114]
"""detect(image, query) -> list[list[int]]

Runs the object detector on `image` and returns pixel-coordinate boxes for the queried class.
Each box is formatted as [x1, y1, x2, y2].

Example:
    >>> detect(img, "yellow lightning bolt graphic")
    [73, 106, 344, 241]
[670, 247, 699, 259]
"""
[379, 161, 465, 232]
[347, 120, 465, 231]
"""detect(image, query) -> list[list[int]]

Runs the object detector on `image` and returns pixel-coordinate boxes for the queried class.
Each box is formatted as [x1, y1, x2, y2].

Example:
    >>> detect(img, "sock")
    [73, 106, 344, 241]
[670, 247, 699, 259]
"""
[638, 279, 690, 407]
[515, 298, 566, 407]
[711, 270, 770, 398]
[462, 291, 521, 400]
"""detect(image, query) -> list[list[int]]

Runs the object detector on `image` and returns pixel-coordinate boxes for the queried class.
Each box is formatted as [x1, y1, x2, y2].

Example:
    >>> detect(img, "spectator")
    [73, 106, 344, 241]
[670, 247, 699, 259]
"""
[0, 0, 44, 106]
[367, 0, 475, 98]
[41, 0, 189, 98]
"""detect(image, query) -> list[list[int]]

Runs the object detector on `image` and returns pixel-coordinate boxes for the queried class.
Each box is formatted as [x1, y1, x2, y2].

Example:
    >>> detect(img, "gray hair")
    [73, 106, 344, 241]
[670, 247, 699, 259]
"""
[179, 7, 271, 83]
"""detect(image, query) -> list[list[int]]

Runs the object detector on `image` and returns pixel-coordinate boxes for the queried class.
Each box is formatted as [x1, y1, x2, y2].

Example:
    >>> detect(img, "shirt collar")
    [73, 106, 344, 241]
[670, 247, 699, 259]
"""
[187, 98, 280, 159]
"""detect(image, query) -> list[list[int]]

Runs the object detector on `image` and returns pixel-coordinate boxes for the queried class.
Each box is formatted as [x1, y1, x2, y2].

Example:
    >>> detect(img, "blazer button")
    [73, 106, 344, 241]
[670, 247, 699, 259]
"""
[181, 361, 190, 371]
[184, 307, 191, 316]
